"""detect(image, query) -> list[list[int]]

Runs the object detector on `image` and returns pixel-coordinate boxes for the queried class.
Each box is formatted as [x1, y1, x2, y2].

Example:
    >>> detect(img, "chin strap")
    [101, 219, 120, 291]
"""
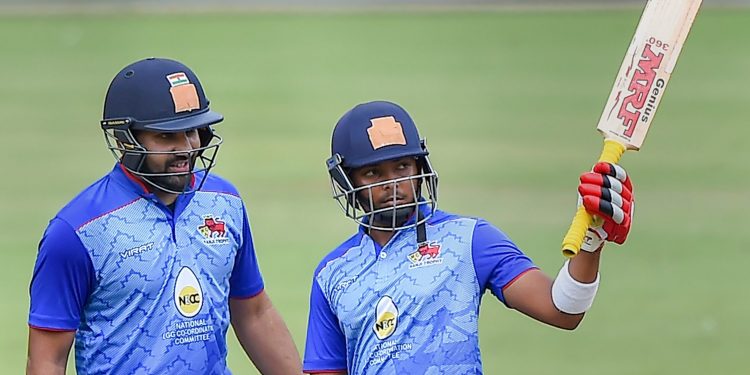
[416, 208, 427, 245]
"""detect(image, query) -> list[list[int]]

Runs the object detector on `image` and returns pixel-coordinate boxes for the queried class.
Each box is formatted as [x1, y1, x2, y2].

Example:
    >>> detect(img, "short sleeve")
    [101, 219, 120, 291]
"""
[229, 205, 265, 298]
[303, 279, 347, 373]
[29, 218, 95, 331]
[472, 219, 537, 305]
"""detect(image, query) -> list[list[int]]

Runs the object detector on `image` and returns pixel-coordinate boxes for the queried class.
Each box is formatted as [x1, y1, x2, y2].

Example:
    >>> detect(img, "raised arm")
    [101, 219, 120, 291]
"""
[505, 162, 634, 329]
[502, 250, 601, 330]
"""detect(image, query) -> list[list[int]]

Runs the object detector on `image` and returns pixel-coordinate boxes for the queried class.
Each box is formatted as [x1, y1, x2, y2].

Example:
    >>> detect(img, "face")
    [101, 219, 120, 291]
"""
[134, 129, 201, 193]
[350, 157, 420, 216]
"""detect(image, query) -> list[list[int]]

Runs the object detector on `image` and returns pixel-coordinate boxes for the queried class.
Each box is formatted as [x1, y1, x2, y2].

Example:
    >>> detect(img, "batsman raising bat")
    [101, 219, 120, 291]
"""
[303, 1, 701, 373]
[303, 101, 631, 374]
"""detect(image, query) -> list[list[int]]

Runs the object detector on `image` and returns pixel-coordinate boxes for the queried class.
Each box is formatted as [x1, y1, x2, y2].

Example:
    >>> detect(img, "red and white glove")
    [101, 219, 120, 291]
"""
[578, 162, 634, 252]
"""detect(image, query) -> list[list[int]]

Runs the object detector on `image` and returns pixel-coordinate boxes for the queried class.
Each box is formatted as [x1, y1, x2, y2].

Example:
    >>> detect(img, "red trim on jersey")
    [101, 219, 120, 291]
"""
[118, 163, 151, 194]
[501, 267, 539, 291]
[28, 324, 76, 332]
[229, 287, 265, 300]
[77, 197, 141, 230]
[200, 190, 241, 198]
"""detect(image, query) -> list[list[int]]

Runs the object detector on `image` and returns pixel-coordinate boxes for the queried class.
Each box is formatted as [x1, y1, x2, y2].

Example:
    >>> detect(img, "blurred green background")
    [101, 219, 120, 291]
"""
[1, 3, 748, 374]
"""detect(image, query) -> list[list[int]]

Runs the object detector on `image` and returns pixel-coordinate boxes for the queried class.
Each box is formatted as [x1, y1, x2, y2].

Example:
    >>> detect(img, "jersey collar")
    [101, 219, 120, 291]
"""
[109, 163, 196, 214]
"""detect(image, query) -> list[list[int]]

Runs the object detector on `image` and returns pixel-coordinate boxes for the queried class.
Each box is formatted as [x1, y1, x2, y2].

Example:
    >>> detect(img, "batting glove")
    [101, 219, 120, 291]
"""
[578, 162, 634, 250]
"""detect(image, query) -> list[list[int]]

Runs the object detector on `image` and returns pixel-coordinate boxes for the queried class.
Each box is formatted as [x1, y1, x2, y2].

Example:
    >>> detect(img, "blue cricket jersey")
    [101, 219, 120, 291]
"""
[29, 164, 265, 374]
[303, 209, 536, 374]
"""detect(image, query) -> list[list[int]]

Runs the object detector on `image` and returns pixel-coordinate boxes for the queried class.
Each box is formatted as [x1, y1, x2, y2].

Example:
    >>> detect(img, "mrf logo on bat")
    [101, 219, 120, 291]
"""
[616, 37, 667, 138]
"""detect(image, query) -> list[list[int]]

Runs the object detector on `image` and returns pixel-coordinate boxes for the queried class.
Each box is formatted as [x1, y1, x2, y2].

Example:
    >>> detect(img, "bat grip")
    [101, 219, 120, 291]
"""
[561, 139, 626, 258]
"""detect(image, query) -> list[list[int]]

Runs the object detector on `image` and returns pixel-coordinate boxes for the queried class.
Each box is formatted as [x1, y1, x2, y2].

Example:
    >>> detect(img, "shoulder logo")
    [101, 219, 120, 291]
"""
[198, 215, 229, 245]
[373, 296, 398, 340]
[407, 242, 443, 269]
[334, 276, 358, 292]
[174, 267, 203, 318]
[120, 242, 154, 259]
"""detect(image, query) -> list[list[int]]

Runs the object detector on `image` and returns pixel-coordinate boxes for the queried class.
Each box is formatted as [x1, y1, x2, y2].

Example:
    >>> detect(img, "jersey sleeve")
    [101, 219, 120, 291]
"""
[472, 219, 537, 305]
[229, 205, 265, 298]
[303, 278, 347, 373]
[29, 217, 95, 331]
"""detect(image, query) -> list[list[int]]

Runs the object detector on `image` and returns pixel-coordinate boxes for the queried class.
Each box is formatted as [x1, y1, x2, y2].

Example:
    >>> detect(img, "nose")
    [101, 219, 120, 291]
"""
[380, 171, 404, 193]
[173, 131, 198, 153]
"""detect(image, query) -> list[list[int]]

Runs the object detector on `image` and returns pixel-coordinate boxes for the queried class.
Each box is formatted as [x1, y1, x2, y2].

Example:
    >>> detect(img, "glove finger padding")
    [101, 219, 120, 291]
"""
[578, 162, 634, 245]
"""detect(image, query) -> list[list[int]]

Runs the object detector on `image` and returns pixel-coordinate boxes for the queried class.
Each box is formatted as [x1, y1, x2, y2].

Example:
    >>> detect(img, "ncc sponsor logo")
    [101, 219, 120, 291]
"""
[373, 296, 398, 340]
[407, 242, 443, 269]
[174, 267, 203, 318]
[197, 215, 229, 245]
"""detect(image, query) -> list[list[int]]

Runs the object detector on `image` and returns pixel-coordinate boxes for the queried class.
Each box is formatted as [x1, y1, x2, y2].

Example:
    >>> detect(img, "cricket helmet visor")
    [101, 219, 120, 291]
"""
[100, 57, 223, 194]
[326, 100, 439, 231]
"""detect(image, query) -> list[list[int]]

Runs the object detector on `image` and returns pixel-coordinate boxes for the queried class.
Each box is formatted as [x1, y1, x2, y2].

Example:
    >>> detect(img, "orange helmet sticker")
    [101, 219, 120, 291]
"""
[169, 84, 199, 113]
[367, 116, 407, 150]
[166, 72, 200, 113]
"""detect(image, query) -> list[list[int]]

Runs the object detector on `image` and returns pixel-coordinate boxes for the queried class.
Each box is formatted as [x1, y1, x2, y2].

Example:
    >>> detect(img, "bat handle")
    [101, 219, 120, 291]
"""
[561, 139, 626, 258]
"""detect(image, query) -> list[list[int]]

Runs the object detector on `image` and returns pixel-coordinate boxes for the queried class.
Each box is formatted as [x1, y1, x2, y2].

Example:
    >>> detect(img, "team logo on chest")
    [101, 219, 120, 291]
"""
[174, 267, 203, 318]
[197, 215, 230, 245]
[407, 242, 443, 269]
[373, 296, 399, 340]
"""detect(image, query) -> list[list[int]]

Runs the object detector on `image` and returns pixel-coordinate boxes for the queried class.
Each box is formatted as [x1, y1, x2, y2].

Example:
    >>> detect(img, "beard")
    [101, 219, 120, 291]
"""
[372, 206, 415, 227]
[140, 155, 194, 193]
[358, 193, 416, 228]
[356, 180, 423, 228]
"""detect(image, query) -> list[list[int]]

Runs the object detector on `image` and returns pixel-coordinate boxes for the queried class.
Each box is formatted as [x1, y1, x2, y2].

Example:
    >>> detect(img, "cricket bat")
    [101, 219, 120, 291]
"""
[561, 0, 703, 258]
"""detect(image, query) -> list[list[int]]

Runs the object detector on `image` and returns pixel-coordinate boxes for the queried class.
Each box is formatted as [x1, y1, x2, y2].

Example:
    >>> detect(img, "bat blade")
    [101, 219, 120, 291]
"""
[597, 0, 703, 151]
[561, 0, 702, 258]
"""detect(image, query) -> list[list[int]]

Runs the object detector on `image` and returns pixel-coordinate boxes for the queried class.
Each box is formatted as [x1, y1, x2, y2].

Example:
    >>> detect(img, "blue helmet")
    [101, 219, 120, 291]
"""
[100, 57, 223, 194]
[326, 101, 438, 231]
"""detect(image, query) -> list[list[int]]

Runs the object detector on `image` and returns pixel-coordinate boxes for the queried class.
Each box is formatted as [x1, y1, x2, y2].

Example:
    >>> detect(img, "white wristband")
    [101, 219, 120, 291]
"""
[551, 260, 600, 314]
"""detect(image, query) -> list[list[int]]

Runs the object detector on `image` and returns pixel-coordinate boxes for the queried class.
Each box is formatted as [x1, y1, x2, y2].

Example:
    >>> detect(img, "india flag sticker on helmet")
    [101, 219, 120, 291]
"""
[166, 72, 190, 87]
[166, 72, 199, 113]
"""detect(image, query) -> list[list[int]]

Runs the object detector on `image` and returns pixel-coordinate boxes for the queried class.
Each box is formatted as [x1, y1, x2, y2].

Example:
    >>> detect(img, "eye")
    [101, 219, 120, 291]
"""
[363, 169, 377, 177]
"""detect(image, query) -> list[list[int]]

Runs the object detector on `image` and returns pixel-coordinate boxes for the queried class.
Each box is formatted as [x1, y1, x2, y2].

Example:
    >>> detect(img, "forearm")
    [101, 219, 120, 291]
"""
[568, 248, 601, 283]
[230, 296, 302, 375]
[26, 359, 66, 375]
[27, 328, 74, 375]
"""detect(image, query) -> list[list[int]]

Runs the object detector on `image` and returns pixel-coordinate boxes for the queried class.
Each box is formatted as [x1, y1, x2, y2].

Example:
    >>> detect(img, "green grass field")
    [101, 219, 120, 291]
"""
[1, 7, 747, 374]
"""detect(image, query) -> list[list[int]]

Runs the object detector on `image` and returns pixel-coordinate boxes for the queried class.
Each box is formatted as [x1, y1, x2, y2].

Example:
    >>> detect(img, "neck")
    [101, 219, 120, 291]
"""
[153, 189, 179, 206]
[368, 227, 396, 247]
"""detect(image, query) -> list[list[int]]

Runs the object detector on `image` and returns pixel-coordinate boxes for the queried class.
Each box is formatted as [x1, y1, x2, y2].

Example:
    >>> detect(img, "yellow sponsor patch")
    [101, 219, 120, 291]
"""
[174, 267, 203, 318]
[373, 296, 399, 340]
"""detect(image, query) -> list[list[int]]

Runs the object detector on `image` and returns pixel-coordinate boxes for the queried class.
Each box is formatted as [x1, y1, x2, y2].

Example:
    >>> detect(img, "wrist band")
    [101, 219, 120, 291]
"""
[551, 260, 600, 314]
